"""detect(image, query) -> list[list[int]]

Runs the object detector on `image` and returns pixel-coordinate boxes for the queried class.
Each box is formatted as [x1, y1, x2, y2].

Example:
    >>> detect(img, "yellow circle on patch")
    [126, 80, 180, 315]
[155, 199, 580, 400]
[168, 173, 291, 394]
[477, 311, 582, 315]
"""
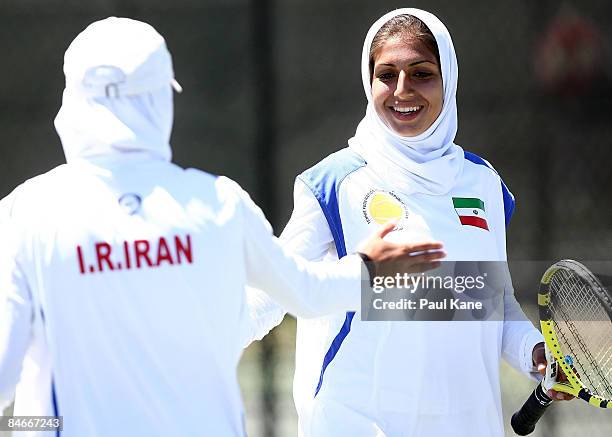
[368, 192, 405, 225]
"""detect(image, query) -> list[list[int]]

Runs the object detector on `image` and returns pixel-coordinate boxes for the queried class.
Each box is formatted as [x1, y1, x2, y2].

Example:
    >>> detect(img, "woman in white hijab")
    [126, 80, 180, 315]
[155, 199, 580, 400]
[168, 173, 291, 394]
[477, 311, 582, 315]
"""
[248, 8, 573, 437]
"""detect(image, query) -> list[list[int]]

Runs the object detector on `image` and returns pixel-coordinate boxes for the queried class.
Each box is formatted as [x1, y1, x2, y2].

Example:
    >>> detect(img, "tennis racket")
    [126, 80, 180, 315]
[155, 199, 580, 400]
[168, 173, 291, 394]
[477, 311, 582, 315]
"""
[511, 259, 612, 436]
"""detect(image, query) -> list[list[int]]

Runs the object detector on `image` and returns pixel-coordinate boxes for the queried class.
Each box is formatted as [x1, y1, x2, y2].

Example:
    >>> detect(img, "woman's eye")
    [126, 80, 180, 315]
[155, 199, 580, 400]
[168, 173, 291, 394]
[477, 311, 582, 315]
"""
[413, 71, 433, 79]
[377, 72, 395, 81]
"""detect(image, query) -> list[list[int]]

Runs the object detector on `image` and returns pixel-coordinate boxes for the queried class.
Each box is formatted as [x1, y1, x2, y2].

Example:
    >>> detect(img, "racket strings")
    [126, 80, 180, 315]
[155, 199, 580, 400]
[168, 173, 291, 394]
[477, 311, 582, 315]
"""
[555, 272, 612, 396]
[559, 319, 611, 394]
[550, 270, 612, 399]
[563, 272, 612, 377]
[554, 318, 611, 396]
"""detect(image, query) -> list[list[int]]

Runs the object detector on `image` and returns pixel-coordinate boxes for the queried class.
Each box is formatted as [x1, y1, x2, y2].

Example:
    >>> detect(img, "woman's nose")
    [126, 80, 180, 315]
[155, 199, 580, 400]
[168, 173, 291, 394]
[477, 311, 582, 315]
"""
[394, 70, 413, 98]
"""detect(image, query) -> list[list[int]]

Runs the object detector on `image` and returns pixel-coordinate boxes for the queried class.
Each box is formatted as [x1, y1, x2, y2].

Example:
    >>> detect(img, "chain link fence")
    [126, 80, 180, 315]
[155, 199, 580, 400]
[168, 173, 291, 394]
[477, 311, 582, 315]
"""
[1, 0, 611, 436]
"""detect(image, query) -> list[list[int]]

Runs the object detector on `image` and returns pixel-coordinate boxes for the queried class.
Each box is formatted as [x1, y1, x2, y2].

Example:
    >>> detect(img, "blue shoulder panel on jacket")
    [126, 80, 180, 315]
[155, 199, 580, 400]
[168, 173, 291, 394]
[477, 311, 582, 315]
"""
[464, 151, 515, 227]
[298, 147, 366, 258]
[297, 147, 366, 398]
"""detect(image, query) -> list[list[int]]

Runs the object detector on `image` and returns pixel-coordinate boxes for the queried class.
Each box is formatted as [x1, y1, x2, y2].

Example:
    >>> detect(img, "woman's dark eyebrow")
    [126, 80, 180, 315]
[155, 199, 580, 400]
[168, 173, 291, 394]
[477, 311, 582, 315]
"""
[376, 60, 437, 68]
[409, 60, 436, 67]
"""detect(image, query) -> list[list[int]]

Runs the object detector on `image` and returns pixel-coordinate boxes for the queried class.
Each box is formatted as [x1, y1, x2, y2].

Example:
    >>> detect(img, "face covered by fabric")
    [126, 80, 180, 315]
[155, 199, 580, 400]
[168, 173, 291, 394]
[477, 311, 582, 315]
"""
[348, 8, 465, 195]
[54, 17, 182, 164]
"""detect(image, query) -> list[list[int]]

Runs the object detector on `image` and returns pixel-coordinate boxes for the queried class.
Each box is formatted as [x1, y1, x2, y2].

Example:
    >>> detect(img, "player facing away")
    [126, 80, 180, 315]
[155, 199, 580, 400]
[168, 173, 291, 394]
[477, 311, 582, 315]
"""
[245, 8, 571, 437]
[0, 17, 446, 437]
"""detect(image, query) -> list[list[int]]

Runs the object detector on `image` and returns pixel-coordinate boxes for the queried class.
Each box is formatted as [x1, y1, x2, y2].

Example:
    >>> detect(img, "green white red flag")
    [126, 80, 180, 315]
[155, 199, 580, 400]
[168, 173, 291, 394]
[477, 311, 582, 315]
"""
[452, 197, 488, 230]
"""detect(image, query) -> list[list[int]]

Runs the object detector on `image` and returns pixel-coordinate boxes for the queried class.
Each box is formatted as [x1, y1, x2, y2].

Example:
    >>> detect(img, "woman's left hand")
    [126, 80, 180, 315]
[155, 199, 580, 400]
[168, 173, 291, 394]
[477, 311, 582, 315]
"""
[532, 342, 575, 401]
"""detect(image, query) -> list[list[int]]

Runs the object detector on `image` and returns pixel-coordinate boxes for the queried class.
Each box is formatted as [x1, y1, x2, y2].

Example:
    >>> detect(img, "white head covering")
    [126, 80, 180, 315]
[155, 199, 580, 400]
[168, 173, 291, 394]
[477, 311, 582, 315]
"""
[55, 17, 182, 164]
[348, 8, 464, 195]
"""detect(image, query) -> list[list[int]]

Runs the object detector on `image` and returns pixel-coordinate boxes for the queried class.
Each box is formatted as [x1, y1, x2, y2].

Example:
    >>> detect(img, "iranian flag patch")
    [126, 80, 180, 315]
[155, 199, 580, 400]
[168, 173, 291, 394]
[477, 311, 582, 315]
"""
[452, 197, 489, 230]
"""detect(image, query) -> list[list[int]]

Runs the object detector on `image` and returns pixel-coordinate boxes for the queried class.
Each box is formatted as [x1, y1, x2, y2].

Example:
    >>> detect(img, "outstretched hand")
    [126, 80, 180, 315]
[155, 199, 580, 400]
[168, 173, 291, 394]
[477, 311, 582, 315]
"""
[358, 221, 446, 279]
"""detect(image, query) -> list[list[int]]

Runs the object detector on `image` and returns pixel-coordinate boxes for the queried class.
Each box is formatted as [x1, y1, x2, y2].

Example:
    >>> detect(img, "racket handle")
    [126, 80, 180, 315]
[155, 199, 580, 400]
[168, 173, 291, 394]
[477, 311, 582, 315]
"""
[511, 382, 553, 435]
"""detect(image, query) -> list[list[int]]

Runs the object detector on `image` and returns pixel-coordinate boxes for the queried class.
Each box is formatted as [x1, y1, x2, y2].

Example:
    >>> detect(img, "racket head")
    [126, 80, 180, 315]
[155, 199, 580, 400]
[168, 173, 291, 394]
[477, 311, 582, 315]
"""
[538, 259, 612, 408]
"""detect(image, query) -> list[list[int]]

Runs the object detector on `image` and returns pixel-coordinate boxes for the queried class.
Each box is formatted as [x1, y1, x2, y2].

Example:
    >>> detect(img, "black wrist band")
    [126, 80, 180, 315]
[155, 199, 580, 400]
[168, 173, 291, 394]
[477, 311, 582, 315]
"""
[357, 252, 376, 287]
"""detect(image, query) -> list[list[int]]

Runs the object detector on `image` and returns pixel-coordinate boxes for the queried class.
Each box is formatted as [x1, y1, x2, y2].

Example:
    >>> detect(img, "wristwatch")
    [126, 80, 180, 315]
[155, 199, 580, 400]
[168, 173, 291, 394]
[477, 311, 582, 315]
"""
[357, 252, 376, 287]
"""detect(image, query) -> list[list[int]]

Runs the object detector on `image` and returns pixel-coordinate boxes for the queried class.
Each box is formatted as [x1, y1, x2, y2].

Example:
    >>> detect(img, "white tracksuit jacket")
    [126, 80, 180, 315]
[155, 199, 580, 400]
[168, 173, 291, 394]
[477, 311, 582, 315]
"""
[252, 147, 544, 437]
[0, 155, 366, 437]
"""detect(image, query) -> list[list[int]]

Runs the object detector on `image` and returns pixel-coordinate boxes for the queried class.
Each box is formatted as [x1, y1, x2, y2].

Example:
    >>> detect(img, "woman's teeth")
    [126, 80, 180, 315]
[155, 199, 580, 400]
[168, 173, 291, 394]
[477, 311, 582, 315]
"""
[392, 106, 421, 113]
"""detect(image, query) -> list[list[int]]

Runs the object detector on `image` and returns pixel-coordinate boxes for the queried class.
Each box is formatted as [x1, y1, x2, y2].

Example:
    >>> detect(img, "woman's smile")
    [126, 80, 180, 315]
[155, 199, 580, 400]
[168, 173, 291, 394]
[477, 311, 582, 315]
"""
[388, 103, 425, 122]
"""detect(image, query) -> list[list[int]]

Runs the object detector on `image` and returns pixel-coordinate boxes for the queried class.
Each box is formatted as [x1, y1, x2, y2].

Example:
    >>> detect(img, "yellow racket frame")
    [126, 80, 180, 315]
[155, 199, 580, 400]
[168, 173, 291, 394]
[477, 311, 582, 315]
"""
[538, 262, 611, 408]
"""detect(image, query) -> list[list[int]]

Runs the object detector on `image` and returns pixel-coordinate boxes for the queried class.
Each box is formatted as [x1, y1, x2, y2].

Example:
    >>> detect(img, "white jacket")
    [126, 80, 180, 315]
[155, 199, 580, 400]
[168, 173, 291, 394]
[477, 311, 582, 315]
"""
[0, 157, 366, 437]
[248, 147, 544, 437]
[0, 17, 369, 436]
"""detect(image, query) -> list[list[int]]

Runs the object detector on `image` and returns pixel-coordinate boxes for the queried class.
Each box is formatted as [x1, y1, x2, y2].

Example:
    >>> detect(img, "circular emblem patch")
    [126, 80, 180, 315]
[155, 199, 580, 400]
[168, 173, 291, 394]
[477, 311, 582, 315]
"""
[362, 190, 408, 224]
[118, 193, 142, 215]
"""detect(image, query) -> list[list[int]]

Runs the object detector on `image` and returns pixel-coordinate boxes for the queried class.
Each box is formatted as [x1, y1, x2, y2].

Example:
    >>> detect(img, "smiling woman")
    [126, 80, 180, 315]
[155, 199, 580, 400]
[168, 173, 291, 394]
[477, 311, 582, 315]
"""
[245, 8, 554, 437]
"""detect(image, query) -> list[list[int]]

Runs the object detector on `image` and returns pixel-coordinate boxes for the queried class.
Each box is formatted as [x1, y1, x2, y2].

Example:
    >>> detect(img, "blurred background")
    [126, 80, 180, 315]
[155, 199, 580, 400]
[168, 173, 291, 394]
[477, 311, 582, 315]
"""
[1, 0, 611, 435]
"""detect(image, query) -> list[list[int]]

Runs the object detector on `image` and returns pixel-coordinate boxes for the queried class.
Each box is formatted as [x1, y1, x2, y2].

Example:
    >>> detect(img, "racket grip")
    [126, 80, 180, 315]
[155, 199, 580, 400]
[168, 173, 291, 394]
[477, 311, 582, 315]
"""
[511, 382, 553, 435]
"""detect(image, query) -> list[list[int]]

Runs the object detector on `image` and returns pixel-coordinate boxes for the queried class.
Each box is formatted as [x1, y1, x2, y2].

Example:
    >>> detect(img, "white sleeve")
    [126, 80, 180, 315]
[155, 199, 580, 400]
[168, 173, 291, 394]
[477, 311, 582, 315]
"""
[240, 287, 286, 347]
[0, 194, 34, 411]
[502, 282, 544, 378]
[487, 172, 544, 379]
[240, 179, 335, 346]
[493, 180, 543, 378]
[229, 179, 362, 319]
[279, 178, 334, 259]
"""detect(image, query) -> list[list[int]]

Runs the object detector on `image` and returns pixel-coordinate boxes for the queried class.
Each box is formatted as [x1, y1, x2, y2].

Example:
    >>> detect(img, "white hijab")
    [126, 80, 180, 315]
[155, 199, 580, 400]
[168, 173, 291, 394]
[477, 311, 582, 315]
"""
[54, 17, 179, 164]
[55, 87, 173, 164]
[349, 8, 464, 195]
